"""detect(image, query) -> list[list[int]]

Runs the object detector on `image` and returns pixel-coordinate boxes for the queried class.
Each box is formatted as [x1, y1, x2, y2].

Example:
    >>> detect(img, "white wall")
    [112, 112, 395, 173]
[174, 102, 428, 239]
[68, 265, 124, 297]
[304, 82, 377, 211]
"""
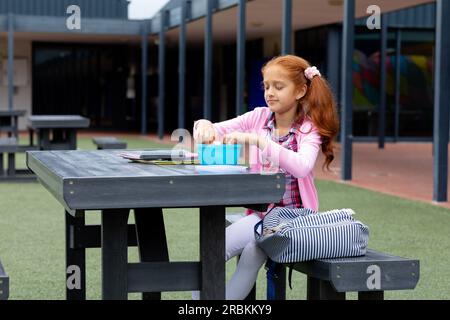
[0, 38, 32, 131]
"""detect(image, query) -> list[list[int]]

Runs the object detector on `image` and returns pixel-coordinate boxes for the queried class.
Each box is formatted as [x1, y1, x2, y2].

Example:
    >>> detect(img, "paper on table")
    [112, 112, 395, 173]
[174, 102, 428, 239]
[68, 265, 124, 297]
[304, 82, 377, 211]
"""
[134, 159, 200, 165]
[183, 151, 198, 158]
[119, 150, 198, 161]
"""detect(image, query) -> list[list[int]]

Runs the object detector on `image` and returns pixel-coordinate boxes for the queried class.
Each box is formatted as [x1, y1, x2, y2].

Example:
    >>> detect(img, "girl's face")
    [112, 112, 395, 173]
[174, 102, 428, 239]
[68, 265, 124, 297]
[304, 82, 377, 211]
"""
[263, 65, 306, 117]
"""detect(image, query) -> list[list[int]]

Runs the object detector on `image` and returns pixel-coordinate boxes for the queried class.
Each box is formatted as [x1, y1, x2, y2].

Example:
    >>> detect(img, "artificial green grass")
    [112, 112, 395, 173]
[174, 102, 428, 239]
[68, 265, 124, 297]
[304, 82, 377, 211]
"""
[1, 137, 449, 299]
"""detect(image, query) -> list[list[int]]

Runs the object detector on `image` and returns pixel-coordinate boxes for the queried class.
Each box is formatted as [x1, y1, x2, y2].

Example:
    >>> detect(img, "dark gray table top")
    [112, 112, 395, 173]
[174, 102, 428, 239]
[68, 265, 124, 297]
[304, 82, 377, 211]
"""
[27, 150, 285, 213]
[28, 115, 90, 129]
[0, 110, 26, 117]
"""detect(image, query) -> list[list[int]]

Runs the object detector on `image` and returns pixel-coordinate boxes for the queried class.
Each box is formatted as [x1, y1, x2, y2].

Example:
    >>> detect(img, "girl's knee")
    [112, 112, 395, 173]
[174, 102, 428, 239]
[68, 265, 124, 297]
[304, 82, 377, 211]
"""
[225, 214, 261, 261]
[241, 241, 267, 263]
[243, 240, 261, 252]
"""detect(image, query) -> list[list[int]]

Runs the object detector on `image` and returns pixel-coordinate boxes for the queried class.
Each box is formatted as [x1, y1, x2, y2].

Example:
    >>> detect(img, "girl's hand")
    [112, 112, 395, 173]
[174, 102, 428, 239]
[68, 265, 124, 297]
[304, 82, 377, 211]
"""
[223, 132, 267, 149]
[193, 120, 217, 144]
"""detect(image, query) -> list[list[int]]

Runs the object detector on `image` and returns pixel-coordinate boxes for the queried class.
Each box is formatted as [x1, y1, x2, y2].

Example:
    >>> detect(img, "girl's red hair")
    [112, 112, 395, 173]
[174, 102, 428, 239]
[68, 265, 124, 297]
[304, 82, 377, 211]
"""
[262, 55, 340, 170]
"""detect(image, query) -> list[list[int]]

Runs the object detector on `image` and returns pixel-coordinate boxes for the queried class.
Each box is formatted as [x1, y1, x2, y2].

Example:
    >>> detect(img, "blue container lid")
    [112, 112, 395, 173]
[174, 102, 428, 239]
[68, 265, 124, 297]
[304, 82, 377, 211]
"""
[197, 143, 242, 165]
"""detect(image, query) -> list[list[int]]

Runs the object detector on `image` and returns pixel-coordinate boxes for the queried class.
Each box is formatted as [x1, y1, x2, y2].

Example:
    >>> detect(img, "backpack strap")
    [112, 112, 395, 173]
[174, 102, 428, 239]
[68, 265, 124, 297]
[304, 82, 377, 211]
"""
[254, 220, 264, 238]
[265, 259, 280, 300]
[288, 263, 294, 290]
[254, 206, 278, 239]
[265, 259, 287, 300]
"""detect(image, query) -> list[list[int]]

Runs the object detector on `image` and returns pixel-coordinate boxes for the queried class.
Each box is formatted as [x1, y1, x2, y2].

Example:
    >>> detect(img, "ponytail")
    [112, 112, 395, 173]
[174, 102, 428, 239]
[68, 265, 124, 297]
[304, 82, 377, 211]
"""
[304, 76, 339, 170]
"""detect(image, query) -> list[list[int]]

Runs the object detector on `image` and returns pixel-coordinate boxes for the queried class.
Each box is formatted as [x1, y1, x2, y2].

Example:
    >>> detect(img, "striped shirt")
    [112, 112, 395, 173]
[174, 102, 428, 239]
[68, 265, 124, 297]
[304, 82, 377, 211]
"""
[250, 112, 303, 218]
[264, 112, 303, 210]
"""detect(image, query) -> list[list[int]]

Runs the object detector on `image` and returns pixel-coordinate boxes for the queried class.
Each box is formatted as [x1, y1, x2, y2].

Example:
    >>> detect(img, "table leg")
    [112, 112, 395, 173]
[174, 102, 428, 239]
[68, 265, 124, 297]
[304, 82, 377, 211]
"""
[12, 115, 18, 139]
[67, 129, 77, 150]
[319, 280, 346, 300]
[306, 276, 320, 300]
[38, 129, 50, 150]
[101, 209, 129, 300]
[358, 291, 384, 300]
[65, 211, 86, 300]
[7, 153, 15, 177]
[28, 128, 34, 147]
[52, 129, 64, 143]
[0, 153, 4, 176]
[307, 276, 345, 300]
[199, 206, 225, 300]
[134, 208, 169, 300]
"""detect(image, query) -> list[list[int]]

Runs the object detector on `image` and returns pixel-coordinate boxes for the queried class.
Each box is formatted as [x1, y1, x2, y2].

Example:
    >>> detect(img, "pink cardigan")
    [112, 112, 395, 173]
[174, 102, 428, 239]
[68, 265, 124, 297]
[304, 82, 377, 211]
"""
[196, 107, 321, 212]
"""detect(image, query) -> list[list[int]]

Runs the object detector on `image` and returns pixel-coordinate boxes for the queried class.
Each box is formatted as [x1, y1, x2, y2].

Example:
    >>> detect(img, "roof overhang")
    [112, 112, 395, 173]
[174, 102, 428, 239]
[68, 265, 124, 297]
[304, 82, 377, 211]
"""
[156, 0, 435, 45]
[0, 0, 436, 45]
[0, 14, 142, 43]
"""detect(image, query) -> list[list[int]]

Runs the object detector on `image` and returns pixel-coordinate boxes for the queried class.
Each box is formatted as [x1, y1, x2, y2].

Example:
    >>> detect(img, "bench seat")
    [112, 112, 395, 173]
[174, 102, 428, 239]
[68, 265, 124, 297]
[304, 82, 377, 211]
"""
[0, 258, 9, 300]
[92, 137, 127, 150]
[292, 249, 420, 299]
[0, 137, 18, 152]
[0, 137, 18, 177]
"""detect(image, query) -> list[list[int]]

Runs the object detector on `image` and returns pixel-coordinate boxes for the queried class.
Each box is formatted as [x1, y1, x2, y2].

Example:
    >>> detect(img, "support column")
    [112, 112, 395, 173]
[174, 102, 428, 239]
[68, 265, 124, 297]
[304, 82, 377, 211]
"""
[141, 22, 149, 135]
[394, 29, 402, 142]
[378, 14, 387, 149]
[340, 0, 355, 181]
[158, 11, 168, 139]
[236, 0, 246, 116]
[203, 0, 214, 120]
[8, 13, 14, 111]
[178, 1, 189, 129]
[433, 0, 450, 202]
[282, 0, 292, 55]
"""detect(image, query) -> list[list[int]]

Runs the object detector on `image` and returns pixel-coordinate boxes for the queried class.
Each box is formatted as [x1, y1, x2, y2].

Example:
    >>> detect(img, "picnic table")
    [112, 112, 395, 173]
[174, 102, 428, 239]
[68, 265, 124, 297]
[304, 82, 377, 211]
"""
[28, 115, 90, 150]
[0, 110, 35, 180]
[26, 149, 285, 300]
[0, 110, 26, 138]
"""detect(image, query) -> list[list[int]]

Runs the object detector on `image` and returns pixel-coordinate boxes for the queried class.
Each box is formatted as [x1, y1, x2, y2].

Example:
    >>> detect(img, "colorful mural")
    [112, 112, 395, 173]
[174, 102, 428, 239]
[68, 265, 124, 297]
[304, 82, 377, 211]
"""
[353, 49, 433, 113]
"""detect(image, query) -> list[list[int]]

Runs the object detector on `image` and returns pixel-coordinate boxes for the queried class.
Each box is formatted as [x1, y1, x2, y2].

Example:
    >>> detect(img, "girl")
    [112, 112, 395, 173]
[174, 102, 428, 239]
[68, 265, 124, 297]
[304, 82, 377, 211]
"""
[193, 55, 339, 300]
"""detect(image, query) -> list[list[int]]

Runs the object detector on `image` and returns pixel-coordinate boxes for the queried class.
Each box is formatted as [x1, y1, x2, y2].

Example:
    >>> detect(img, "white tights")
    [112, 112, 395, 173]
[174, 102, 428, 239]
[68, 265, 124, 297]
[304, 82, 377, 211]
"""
[192, 213, 267, 300]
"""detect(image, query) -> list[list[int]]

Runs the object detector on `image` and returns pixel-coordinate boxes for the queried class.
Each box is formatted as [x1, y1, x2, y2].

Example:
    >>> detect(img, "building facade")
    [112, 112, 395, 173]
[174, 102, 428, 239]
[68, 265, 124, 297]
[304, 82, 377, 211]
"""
[0, 0, 143, 131]
[0, 0, 439, 140]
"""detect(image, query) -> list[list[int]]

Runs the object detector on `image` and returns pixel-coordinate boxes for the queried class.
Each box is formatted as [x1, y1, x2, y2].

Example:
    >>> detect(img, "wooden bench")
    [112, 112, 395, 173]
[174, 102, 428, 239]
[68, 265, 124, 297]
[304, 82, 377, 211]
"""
[92, 137, 127, 150]
[0, 257, 9, 300]
[225, 214, 420, 300]
[292, 249, 420, 300]
[0, 137, 18, 177]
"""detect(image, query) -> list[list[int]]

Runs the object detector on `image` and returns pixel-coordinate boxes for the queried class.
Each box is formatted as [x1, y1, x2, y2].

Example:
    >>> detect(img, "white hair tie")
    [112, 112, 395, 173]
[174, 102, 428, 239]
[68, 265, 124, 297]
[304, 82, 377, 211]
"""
[304, 66, 321, 80]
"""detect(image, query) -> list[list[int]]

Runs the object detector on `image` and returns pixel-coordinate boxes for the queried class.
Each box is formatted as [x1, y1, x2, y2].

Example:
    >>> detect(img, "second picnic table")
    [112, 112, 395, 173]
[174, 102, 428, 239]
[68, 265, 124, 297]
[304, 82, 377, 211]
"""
[28, 115, 90, 150]
[26, 149, 285, 300]
[0, 109, 26, 138]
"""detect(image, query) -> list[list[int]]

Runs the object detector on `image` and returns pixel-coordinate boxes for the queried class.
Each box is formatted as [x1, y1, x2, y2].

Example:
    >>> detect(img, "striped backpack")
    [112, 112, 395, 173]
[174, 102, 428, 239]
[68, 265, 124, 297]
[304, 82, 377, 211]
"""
[254, 207, 370, 264]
